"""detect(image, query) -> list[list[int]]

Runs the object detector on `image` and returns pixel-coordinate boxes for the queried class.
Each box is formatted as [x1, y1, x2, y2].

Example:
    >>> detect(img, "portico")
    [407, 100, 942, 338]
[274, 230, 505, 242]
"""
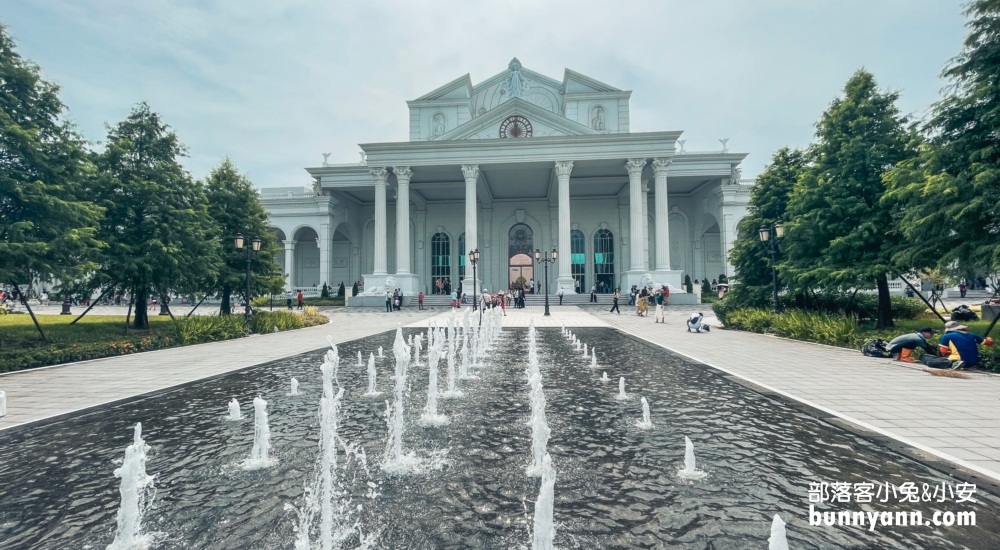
[261, 59, 752, 304]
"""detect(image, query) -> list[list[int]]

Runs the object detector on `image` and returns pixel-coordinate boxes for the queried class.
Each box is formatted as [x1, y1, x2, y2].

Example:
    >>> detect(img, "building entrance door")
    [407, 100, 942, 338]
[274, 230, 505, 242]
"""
[508, 224, 534, 291]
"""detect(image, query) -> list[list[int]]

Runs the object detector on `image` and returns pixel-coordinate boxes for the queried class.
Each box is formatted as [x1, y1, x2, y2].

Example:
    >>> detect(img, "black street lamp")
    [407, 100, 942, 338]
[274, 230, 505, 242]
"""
[468, 248, 481, 324]
[758, 222, 784, 313]
[235, 233, 262, 324]
[535, 247, 558, 317]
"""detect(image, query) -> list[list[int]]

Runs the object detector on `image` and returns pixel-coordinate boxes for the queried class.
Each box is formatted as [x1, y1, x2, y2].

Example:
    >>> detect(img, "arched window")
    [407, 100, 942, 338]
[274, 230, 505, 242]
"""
[571, 229, 585, 292]
[431, 233, 451, 293]
[458, 233, 466, 281]
[508, 224, 534, 290]
[593, 229, 614, 293]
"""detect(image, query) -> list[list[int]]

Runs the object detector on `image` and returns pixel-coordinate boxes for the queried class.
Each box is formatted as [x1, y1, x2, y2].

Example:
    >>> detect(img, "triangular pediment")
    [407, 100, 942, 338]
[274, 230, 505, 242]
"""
[437, 98, 599, 140]
[414, 74, 473, 101]
[563, 68, 621, 94]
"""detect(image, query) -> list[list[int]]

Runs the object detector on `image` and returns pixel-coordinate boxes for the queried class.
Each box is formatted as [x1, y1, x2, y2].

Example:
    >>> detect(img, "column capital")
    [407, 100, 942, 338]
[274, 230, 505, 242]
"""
[370, 167, 389, 184]
[461, 164, 480, 181]
[283, 239, 296, 248]
[625, 158, 646, 176]
[554, 160, 574, 177]
[652, 158, 673, 176]
[392, 166, 412, 182]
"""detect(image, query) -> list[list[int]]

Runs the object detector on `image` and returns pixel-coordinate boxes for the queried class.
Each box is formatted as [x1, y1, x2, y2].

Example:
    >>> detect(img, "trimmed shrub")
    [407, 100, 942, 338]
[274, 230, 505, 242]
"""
[174, 315, 248, 345]
[723, 308, 774, 333]
[253, 310, 304, 333]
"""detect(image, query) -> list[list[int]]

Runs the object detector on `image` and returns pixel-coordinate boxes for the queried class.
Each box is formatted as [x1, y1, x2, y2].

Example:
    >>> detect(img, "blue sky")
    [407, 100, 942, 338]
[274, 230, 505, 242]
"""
[2, 0, 968, 186]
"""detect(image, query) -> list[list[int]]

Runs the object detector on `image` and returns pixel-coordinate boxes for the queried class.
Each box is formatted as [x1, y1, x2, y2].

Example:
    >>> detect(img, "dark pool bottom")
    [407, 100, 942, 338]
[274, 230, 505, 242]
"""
[0, 327, 998, 549]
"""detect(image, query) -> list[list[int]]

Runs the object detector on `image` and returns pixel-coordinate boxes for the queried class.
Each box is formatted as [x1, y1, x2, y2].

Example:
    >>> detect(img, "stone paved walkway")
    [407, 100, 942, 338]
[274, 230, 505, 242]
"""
[2, 304, 998, 486]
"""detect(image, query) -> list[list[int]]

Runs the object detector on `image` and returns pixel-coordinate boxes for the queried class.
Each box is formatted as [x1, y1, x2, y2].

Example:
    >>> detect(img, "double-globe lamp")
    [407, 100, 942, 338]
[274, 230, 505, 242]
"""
[235, 233, 262, 323]
[758, 222, 784, 313]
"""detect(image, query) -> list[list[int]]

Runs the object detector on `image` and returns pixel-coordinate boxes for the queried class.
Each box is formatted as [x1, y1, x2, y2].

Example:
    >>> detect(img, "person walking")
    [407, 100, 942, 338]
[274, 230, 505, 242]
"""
[558, 286, 565, 305]
[590, 284, 598, 303]
[285, 290, 293, 310]
[296, 289, 304, 310]
[609, 288, 621, 314]
[959, 281, 968, 298]
[417, 291, 424, 310]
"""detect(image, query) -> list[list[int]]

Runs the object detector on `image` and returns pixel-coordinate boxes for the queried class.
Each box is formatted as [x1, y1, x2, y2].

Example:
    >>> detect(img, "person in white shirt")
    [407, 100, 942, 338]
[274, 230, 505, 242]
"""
[687, 312, 711, 333]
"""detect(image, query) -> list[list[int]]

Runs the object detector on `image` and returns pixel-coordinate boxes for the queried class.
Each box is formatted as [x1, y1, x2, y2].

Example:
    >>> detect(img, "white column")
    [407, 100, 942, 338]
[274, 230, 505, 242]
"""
[641, 179, 650, 269]
[462, 164, 479, 293]
[318, 222, 330, 288]
[625, 159, 646, 284]
[370, 168, 389, 276]
[554, 161, 576, 292]
[283, 239, 295, 291]
[393, 167, 412, 275]
[652, 159, 672, 270]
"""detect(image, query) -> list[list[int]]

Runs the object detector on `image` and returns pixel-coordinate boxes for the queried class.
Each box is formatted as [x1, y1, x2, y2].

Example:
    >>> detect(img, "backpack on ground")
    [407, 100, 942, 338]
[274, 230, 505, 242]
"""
[861, 338, 892, 358]
[950, 304, 978, 321]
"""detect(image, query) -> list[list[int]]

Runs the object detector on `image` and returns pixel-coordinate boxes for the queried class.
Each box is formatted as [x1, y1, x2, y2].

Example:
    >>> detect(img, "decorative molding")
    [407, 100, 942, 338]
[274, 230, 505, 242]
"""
[369, 167, 388, 184]
[515, 209, 526, 223]
[392, 166, 412, 182]
[461, 164, 480, 180]
[652, 158, 673, 176]
[554, 160, 574, 177]
[625, 158, 646, 176]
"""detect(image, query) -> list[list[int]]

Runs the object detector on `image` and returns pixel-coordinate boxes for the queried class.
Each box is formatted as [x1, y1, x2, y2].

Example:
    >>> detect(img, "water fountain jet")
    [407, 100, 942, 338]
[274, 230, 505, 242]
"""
[242, 396, 272, 470]
[107, 423, 156, 550]
[769, 514, 789, 550]
[636, 397, 652, 429]
[226, 398, 241, 421]
[616, 377, 628, 400]
[677, 436, 708, 480]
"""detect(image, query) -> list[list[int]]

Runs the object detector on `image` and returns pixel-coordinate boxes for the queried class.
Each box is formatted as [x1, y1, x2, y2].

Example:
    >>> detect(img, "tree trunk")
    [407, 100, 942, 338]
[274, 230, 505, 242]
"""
[875, 274, 894, 329]
[71, 287, 112, 325]
[220, 286, 232, 315]
[133, 288, 150, 330]
[14, 284, 48, 343]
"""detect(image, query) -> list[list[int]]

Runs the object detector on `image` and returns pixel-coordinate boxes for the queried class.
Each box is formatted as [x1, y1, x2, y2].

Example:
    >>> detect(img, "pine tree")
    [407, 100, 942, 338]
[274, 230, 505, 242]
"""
[203, 158, 282, 315]
[91, 103, 220, 329]
[0, 24, 102, 293]
[884, 0, 1000, 276]
[782, 70, 916, 328]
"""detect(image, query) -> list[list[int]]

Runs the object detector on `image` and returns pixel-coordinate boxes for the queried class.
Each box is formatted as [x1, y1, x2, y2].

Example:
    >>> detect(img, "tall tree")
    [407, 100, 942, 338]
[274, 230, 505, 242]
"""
[729, 147, 807, 292]
[0, 24, 103, 294]
[884, 0, 1000, 276]
[781, 70, 916, 328]
[204, 158, 283, 315]
[91, 103, 219, 329]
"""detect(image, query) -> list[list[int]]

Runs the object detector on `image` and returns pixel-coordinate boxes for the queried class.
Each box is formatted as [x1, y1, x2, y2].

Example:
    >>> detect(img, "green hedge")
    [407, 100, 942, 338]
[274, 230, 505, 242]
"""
[712, 285, 927, 325]
[721, 307, 863, 347]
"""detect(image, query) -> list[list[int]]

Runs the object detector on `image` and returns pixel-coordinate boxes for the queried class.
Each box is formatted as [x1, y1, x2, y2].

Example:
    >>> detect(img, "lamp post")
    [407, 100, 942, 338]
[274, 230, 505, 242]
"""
[235, 233, 262, 324]
[535, 247, 558, 317]
[468, 248, 480, 323]
[758, 222, 784, 313]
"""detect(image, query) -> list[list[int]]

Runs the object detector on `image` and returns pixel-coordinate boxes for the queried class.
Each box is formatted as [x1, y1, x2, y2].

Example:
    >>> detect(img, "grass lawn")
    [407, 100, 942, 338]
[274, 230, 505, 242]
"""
[0, 308, 327, 373]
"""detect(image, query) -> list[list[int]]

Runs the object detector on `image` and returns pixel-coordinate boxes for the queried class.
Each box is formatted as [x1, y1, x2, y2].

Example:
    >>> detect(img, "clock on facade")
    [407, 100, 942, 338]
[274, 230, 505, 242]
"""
[499, 115, 532, 138]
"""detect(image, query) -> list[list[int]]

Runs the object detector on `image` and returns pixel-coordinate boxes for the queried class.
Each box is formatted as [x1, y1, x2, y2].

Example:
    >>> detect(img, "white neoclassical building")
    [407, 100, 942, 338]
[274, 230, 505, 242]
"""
[261, 59, 752, 304]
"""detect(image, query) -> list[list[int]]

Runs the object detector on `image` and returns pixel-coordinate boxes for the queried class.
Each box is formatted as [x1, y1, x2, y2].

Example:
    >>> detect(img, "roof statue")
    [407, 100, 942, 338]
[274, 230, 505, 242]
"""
[503, 57, 530, 99]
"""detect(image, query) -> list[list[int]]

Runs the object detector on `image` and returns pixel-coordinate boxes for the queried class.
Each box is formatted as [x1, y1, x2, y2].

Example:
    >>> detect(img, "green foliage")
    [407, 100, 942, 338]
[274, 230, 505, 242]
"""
[173, 315, 247, 344]
[711, 284, 773, 325]
[337, 282, 345, 297]
[701, 278, 711, 295]
[883, 0, 1000, 275]
[721, 307, 863, 347]
[90, 103, 221, 329]
[684, 274, 693, 293]
[729, 148, 807, 294]
[781, 70, 917, 328]
[203, 158, 283, 315]
[321, 283, 330, 298]
[0, 24, 103, 287]
[352, 282, 359, 297]
[251, 310, 304, 333]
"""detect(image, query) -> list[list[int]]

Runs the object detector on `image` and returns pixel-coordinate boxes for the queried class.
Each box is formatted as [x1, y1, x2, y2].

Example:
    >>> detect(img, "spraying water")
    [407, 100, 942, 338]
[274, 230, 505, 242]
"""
[107, 423, 156, 550]
[365, 353, 380, 396]
[769, 514, 789, 550]
[357, 350, 362, 367]
[378, 346, 383, 358]
[617, 377, 628, 400]
[636, 397, 652, 429]
[582, 343, 588, 357]
[227, 398, 242, 421]
[290, 378, 299, 396]
[421, 339, 448, 425]
[243, 396, 271, 470]
[527, 374, 550, 477]
[0, 390, 5, 417]
[678, 436, 708, 480]
[591, 348, 597, 368]
[532, 453, 556, 550]
[600, 372, 610, 382]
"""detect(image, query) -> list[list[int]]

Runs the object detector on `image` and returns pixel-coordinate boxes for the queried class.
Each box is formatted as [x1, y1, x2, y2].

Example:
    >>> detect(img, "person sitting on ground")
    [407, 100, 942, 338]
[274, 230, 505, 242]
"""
[687, 312, 710, 333]
[938, 324, 992, 370]
[886, 327, 937, 363]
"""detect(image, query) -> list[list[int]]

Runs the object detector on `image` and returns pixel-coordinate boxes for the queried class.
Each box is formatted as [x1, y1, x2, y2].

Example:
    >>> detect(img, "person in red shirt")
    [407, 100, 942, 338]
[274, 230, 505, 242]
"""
[296, 290, 304, 310]
[417, 291, 424, 310]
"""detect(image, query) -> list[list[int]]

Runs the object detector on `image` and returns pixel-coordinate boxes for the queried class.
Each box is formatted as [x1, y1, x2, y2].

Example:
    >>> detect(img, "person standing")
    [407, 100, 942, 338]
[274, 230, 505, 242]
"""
[285, 290, 293, 310]
[529, 278, 535, 294]
[609, 288, 621, 314]
[959, 281, 968, 298]
[653, 289, 665, 323]
[590, 284, 598, 303]
[385, 289, 393, 313]
[417, 291, 424, 310]
[558, 286, 565, 305]
[296, 289, 304, 310]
